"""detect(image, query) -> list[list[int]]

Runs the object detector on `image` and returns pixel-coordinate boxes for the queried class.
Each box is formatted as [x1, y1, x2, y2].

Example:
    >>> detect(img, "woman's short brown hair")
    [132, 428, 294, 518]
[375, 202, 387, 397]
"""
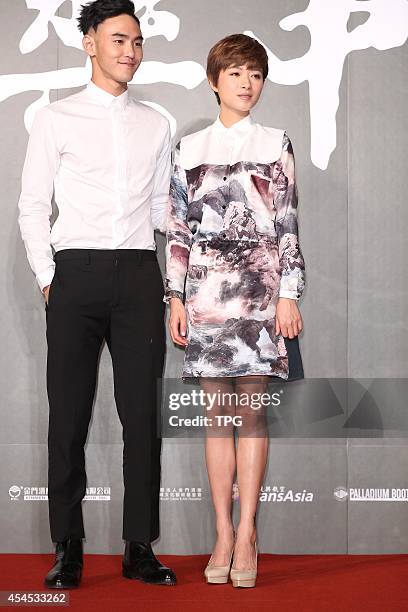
[206, 34, 269, 104]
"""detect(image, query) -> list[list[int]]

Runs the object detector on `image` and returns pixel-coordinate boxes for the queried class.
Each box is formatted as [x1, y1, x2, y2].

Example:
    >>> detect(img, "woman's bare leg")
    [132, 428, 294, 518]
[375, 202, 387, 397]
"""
[200, 377, 236, 566]
[233, 375, 269, 570]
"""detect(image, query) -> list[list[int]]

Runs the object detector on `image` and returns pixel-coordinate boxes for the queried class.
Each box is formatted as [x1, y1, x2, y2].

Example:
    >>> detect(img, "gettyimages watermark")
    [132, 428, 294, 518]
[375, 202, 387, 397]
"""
[166, 388, 282, 431]
[167, 389, 282, 411]
[157, 378, 408, 438]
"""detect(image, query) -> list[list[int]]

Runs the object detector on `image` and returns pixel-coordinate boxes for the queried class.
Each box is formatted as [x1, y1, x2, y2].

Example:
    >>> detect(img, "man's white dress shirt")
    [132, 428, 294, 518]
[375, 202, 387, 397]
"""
[18, 81, 171, 290]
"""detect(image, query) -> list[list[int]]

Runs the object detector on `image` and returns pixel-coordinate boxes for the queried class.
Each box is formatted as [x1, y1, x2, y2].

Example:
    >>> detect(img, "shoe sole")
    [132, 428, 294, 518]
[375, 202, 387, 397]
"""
[43, 583, 80, 590]
[205, 575, 229, 584]
[231, 579, 256, 588]
[122, 568, 176, 586]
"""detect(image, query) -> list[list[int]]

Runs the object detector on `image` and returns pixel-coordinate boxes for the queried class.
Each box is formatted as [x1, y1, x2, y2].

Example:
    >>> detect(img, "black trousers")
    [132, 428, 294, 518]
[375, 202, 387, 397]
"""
[45, 249, 165, 543]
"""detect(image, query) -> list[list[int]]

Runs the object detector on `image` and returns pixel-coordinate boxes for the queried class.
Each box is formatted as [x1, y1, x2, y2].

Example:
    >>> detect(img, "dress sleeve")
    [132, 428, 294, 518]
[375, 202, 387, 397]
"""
[164, 144, 192, 303]
[274, 131, 306, 300]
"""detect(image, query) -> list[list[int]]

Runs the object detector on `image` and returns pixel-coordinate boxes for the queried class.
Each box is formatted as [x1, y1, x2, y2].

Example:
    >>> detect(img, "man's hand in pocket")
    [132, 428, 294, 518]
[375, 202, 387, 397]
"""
[43, 285, 50, 305]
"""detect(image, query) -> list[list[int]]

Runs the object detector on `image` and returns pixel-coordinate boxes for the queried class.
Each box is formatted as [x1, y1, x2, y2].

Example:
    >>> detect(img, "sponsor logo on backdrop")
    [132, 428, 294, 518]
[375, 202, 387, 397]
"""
[9, 485, 111, 501]
[334, 486, 348, 501]
[334, 487, 408, 501]
[84, 486, 111, 501]
[259, 484, 314, 503]
[8, 485, 22, 500]
[231, 483, 314, 502]
[160, 487, 202, 501]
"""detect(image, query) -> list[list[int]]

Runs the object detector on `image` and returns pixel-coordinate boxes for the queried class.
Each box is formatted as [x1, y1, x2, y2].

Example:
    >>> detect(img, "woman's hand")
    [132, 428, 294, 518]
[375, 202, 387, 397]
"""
[169, 297, 188, 346]
[275, 297, 303, 339]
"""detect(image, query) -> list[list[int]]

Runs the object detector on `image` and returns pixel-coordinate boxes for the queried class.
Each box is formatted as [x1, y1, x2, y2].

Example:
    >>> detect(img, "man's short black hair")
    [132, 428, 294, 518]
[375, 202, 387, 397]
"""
[77, 0, 140, 35]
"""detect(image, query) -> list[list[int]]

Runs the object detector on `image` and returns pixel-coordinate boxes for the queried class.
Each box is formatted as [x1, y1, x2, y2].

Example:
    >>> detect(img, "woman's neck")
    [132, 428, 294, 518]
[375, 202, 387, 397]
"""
[219, 107, 250, 128]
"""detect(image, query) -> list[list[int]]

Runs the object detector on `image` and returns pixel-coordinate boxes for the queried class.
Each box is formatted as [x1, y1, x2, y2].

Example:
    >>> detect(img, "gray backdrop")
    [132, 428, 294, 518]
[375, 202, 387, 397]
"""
[1, 0, 407, 554]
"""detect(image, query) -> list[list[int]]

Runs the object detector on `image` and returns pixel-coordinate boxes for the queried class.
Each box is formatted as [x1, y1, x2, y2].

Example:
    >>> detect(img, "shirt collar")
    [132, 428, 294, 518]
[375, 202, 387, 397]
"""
[213, 114, 254, 136]
[86, 81, 129, 110]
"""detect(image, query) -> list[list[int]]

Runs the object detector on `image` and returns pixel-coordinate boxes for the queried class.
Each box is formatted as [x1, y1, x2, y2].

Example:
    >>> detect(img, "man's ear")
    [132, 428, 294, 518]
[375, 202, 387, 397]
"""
[82, 33, 96, 58]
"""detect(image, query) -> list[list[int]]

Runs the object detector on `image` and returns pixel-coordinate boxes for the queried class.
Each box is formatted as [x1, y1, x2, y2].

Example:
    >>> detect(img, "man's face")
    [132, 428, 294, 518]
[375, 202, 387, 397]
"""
[84, 14, 143, 85]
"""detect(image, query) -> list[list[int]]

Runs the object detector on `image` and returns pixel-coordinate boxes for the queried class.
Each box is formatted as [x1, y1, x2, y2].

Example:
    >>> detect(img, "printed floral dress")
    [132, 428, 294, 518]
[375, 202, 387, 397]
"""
[165, 115, 305, 379]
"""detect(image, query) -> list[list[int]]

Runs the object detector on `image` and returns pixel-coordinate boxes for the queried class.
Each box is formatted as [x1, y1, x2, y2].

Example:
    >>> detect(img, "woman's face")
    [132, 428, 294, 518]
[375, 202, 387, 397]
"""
[211, 63, 264, 114]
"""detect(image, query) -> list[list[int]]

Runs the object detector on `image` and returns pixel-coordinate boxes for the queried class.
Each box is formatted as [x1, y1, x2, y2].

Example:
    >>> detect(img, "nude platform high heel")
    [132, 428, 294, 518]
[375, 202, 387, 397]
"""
[204, 549, 234, 584]
[229, 542, 257, 588]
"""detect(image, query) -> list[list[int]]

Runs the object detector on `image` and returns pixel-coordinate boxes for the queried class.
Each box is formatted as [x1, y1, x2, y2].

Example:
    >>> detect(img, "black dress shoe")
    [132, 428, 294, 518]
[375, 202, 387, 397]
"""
[44, 539, 83, 589]
[122, 541, 176, 586]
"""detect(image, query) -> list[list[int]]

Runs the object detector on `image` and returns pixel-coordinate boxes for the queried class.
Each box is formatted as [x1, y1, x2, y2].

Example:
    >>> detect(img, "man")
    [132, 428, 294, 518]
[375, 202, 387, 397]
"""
[18, 0, 176, 588]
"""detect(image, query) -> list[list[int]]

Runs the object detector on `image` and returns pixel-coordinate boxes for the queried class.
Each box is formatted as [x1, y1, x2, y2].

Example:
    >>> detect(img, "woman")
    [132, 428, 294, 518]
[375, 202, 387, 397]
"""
[165, 34, 305, 588]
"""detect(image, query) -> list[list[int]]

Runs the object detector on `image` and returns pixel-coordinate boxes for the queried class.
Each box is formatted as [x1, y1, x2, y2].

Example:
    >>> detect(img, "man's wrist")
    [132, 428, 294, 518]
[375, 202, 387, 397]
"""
[37, 267, 55, 292]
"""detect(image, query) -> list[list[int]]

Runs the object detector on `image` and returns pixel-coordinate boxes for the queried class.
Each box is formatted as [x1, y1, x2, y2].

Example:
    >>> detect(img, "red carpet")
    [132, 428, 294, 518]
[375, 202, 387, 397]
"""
[0, 554, 407, 611]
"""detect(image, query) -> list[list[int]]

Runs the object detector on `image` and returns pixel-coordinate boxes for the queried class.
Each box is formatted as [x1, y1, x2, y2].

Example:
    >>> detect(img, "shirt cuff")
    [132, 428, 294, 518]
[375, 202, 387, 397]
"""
[36, 266, 55, 292]
[153, 218, 166, 233]
[279, 289, 300, 300]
